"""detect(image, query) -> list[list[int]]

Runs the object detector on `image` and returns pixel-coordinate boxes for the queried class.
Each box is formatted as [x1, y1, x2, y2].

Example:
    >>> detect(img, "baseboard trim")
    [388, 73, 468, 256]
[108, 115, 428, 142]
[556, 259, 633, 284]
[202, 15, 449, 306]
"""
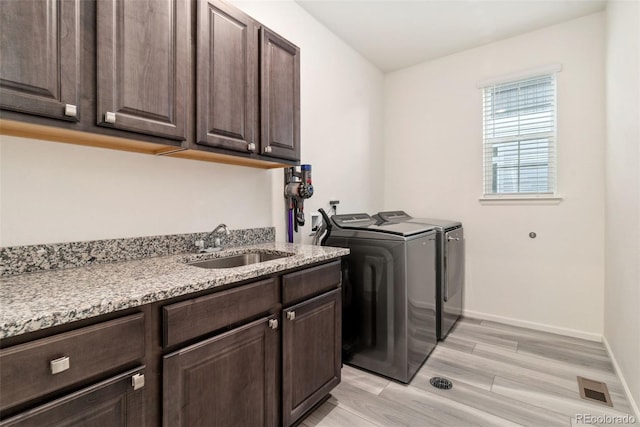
[462, 309, 603, 342]
[602, 336, 640, 419]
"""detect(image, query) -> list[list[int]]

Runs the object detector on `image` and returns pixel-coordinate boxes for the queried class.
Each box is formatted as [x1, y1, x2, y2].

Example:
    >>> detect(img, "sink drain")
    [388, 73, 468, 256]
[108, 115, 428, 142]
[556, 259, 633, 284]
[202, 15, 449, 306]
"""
[430, 377, 453, 390]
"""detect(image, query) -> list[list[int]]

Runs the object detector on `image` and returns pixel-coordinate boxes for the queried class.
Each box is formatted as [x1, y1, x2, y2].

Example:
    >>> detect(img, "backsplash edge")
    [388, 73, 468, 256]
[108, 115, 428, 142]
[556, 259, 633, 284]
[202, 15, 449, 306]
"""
[0, 227, 276, 277]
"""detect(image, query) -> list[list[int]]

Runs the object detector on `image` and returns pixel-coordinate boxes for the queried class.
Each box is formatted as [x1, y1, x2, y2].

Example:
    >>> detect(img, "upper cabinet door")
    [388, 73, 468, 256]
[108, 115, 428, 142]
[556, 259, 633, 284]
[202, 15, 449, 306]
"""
[96, 0, 188, 140]
[260, 28, 300, 162]
[0, 0, 80, 122]
[196, 0, 258, 153]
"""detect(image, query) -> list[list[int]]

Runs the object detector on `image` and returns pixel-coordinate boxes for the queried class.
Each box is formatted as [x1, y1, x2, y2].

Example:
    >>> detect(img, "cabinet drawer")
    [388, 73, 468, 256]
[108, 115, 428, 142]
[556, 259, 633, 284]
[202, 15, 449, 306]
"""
[282, 261, 341, 305]
[0, 313, 144, 412]
[0, 367, 145, 427]
[163, 278, 279, 348]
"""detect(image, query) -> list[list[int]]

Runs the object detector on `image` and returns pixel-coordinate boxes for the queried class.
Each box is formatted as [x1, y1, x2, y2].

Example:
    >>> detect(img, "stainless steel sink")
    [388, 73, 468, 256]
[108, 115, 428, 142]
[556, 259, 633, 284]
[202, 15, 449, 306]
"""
[187, 252, 292, 269]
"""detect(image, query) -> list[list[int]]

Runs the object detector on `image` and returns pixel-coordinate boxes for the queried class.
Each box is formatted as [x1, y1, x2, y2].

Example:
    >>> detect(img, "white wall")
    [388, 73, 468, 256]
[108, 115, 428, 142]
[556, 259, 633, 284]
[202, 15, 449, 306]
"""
[231, 0, 384, 243]
[0, 0, 383, 247]
[383, 13, 606, 338]
[0, 136, 273, 245]
[604, 0, 640, 415]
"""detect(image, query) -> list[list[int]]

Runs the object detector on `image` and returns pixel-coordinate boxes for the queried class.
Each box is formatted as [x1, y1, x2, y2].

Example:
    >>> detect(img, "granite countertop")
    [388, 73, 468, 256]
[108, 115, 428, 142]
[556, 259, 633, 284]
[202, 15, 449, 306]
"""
[0, 242, 349, 339]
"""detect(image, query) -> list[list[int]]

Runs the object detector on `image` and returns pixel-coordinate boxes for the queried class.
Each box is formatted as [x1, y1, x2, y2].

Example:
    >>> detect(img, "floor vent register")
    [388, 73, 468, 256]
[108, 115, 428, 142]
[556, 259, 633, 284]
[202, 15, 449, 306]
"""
[430, 377, 453, 390]
[577, 376, 613, 407]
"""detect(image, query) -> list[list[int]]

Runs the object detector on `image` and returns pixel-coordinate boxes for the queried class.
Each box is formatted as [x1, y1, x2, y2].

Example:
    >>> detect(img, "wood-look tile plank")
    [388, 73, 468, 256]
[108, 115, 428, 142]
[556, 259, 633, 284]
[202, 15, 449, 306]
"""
[492, 376, 638, 423]
[516, 339, 614, 373]
[341, 364, 390, 396]
[437, 334, 477, 353]
[458, 320, 613, 373]
[473, 350, 634, 415]
[301, 400, 380, 427]
[462, 323, 609, 361]
[474, 344, 631, 413]
[429, 345, 589, 395]
[473, 344, 625, 395]
[379, 382, 522, 427]
[458, 316, 484, 325]
[328, 381, 445, 426]
[478, 319, 605, 350]
[409, 371, 571, 426]
[419, 351, 495, 390]
[450, 322, 519, 352]
[460, 320, 609, 360]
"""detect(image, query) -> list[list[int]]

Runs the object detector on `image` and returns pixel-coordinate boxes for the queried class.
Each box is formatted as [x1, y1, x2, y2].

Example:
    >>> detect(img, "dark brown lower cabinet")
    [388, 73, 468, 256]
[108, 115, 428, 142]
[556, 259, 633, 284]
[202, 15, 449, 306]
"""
[282, 289, 342, 426]
[163, 316, 279, 427]
[0, 260, 343, 427]
[0, 367, 145, 427]
[162, 262, 342, 427]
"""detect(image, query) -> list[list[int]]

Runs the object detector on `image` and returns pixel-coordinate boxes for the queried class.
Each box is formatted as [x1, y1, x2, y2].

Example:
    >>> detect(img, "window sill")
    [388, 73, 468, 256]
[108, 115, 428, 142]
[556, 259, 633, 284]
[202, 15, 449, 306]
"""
[479, 195, 563, 205]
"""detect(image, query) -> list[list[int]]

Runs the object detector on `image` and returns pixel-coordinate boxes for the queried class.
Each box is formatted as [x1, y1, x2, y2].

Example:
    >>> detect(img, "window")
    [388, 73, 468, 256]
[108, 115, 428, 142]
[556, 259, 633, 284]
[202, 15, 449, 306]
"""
[482, 73, 557, 196]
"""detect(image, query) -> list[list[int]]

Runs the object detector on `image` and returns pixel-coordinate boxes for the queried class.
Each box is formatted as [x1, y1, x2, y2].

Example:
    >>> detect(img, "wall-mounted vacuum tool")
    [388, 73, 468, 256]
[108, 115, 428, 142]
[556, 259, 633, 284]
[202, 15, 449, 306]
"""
[285, 164, 314, 242]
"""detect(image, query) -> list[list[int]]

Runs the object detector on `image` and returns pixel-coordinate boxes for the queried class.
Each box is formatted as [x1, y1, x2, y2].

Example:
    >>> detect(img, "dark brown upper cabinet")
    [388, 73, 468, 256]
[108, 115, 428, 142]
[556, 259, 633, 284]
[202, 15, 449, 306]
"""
[260, 28, 300, 162]
[195, 0, 300, 163]
[96, 0, 189, 141]
[0, 0, 80, 122]
[196, 0, 258, 153]
[0, 0, 300, 167]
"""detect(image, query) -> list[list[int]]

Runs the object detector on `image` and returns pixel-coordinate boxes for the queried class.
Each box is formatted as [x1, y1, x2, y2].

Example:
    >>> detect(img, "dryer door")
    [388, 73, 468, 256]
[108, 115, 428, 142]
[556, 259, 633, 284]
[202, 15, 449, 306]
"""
[444, 228, 464, 302]
[442, 228, 464, 338]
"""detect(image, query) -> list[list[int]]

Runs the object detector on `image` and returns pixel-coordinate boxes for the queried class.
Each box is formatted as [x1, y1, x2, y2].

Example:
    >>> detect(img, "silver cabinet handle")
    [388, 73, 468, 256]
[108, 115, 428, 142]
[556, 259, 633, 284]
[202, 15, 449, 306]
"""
[131, 373, 145, 390]
[268, 318, 278, 330]
[247, 143, 256, 152]
[264, 146, 272, 153]
[447, 236, 460, 241]
[104, 112, 116, 124]
[50, 356, 70, 375]
[64, 104, 77, 118]
[286, 311, 295, 320]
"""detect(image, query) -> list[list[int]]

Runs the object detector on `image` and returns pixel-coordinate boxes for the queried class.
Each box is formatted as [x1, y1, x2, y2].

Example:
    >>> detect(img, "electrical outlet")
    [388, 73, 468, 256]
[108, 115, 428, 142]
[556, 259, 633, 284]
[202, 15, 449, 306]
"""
[311, 213, 320, 231]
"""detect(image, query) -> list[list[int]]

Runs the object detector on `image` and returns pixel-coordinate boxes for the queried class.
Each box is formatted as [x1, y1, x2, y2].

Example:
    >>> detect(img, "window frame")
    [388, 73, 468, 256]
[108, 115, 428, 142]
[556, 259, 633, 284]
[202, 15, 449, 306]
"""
[479, 65, 562, 202]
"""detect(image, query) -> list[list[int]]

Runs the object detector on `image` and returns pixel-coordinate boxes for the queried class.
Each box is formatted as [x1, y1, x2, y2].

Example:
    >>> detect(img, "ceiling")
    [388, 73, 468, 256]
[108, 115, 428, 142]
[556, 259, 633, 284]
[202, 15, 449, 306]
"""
[295, 0, 607, 72]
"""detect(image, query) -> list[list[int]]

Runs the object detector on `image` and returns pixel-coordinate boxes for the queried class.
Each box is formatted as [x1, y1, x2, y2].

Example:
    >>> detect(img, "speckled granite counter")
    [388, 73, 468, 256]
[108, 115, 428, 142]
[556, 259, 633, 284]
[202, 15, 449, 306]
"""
[0, 242, 349, 339]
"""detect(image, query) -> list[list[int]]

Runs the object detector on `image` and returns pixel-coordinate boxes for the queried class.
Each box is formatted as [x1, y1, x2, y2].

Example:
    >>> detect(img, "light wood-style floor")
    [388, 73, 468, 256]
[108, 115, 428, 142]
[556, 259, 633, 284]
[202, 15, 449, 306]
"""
[302, 318, 638, 427]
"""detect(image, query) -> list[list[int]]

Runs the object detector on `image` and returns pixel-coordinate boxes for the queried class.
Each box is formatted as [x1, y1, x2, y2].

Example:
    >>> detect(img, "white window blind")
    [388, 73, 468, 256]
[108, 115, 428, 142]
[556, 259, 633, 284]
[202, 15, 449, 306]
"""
[483, 74, 556, 196]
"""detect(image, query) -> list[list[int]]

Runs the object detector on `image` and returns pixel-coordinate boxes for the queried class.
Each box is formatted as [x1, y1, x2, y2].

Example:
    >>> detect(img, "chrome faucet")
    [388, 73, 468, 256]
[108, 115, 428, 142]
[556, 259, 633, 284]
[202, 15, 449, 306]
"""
[206, 223, 231, 249]
[195, 224, 231, 252]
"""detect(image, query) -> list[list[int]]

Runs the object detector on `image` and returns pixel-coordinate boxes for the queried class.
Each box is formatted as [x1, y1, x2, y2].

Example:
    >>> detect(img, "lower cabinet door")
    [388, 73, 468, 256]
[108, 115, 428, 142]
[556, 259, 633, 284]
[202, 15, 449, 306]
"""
[163, 316, 279, 427]
[282, 289, 341, 426]
[0, 367, 145, 427]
